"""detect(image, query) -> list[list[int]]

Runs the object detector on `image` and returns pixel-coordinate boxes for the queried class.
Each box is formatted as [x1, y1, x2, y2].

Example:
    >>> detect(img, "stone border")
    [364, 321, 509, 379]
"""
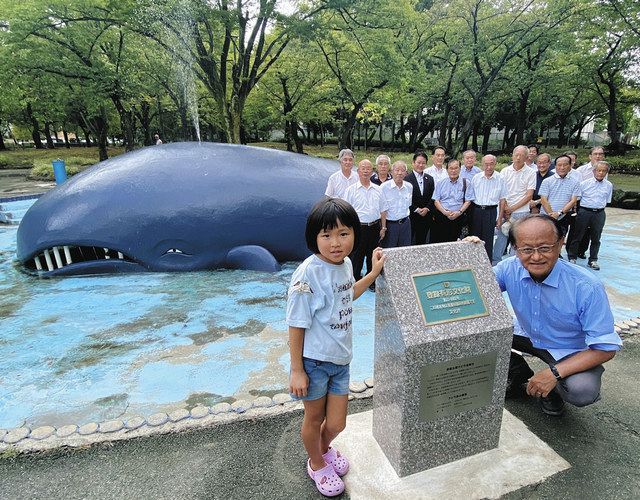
[1, 315, 637, 456]
[0, 378, 374, 455]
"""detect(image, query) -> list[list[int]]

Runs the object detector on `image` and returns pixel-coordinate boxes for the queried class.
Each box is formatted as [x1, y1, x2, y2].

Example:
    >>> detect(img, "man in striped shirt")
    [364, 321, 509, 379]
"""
[539, 155, 581, 237]
[471, 155, 507, 262]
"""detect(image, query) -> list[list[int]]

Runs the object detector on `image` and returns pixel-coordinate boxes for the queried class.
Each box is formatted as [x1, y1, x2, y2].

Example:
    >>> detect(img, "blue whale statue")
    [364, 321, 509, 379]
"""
[17, 142, 338, 276]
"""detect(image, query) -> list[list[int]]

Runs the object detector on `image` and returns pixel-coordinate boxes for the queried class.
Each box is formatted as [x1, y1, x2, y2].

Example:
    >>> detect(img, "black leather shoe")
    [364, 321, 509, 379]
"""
[540, 391, 565, 416]
[578, 253, 587, 259]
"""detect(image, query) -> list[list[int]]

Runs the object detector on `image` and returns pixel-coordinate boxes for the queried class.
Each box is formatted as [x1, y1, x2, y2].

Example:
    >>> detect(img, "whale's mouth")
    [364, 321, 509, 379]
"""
[23, 245, 135, 272]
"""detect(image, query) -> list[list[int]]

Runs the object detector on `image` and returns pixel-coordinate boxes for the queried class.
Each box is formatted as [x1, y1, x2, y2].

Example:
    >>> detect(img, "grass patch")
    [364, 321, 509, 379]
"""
[0, 147, 125, 173]
[609, 174, 640, 192]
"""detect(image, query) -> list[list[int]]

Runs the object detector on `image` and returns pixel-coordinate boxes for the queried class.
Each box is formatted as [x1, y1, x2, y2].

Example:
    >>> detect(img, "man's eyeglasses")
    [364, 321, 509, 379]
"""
[515, 244, 557, 256]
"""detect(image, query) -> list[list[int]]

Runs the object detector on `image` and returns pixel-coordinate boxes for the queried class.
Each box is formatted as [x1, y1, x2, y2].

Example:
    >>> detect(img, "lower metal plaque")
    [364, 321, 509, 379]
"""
[419, 351, 497, 422]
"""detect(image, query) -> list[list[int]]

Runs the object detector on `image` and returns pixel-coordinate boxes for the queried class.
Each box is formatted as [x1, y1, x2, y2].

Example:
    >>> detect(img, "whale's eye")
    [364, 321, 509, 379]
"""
[165, 248, 184, 254]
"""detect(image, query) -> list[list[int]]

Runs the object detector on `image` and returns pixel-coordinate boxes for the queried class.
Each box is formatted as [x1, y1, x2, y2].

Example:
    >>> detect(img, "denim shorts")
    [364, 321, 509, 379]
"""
[291, 357, 350, 401]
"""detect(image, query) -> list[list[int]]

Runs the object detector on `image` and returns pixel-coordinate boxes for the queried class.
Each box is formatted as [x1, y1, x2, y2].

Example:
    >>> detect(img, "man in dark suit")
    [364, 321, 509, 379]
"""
[405, 151, 435, 245]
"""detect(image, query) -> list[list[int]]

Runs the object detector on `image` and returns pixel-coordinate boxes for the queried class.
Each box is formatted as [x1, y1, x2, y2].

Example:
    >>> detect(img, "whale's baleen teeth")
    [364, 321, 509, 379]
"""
[26, 246, 133, 273]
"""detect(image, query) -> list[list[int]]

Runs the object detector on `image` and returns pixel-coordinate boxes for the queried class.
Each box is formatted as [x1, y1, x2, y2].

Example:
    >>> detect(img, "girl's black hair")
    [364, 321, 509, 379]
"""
[305, 197, 361, 253]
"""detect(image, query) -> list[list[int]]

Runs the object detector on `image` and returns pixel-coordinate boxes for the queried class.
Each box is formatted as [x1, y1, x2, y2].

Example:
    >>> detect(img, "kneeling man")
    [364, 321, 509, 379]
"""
[494, 214, 622, 416]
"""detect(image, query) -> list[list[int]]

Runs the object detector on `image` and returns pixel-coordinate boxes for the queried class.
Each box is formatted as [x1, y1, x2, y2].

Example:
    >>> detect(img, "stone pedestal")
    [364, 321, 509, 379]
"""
[373, 241, 513, 477]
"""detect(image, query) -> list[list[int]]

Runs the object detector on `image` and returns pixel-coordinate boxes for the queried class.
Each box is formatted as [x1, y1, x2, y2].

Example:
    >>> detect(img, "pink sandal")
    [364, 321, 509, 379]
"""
[322, 446, 350, 476]
[307, 459, 345, 497]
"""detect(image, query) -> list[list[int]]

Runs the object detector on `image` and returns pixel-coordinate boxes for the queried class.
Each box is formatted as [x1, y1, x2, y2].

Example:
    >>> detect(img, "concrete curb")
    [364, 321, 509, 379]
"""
[0, 381, 374, 455]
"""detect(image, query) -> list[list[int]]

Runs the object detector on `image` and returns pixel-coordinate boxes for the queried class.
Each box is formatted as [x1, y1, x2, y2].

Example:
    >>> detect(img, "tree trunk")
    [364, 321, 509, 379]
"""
[481, 125, 491, 153]
[63, 129, 70, 148]
[379, 119, 384, 149]
[515, 90, 530, 145]
[44, 122, 55, 149]
[0, 133, 5, 151]
[26, 103, 44, 149]
[112, 97, 136, 151]
[557, 118, 567, 148]
[471, 121, 480, 151]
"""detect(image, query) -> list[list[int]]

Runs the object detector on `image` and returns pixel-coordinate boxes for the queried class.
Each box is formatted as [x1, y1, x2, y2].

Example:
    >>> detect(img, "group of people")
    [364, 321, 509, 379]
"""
[284, 145, 620, 497]
[325, 145, 613, 279]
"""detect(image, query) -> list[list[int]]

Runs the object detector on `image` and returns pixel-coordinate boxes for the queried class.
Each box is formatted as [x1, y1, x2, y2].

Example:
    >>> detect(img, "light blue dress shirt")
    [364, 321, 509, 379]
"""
[494, 256, 622, 360]
[460, 165, 482, 181]
[579, 178, 613, 209]
[432, 177, 475, 211]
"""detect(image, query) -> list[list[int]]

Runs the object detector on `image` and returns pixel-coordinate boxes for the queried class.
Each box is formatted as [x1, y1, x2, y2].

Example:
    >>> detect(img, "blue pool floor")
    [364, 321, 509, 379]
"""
[0, 206, 638, 429]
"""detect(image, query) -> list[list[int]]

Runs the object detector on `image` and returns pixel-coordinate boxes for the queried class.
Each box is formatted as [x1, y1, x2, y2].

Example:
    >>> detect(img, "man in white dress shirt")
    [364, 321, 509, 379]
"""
[471, 154, 507, 262]
[344, 159, 387, 282]
[380, 161, 412, 248]
[425, 146, 449, 184]
[577, 147, 606, 181]
[325, 148, 357, 199]
[493, 145, 536, 263]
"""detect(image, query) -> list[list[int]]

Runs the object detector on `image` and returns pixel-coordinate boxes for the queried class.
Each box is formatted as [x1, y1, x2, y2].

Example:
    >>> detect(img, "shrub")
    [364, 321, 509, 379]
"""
[29, 157, 95, 180]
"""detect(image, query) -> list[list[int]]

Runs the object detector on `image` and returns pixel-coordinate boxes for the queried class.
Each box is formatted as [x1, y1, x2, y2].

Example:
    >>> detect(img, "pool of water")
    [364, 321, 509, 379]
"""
[1, 204, 638, 430]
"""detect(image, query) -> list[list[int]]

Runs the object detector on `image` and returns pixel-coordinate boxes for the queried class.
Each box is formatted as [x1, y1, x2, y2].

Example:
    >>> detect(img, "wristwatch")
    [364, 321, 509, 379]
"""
[549, 364, 562, 381]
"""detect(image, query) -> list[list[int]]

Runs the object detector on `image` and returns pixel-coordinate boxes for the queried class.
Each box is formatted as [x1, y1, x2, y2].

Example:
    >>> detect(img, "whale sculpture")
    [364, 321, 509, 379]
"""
[16, 142, 338, 276]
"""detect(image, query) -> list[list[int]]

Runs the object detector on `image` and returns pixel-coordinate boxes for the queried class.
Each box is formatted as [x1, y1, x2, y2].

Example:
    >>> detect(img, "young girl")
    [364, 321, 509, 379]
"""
[286, 197, 385, 497]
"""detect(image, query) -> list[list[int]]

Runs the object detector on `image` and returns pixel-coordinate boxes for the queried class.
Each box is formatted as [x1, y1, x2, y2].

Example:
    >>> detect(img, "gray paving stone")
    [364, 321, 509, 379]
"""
[124, 416, 146, 430]
[348, 394, 355, 401]
[615, 322, 630, 330]
[210, 402, 232, 414]
[252, 396, 274, 408]
[364, 377, 375, 388]
[272, 393, 292, 405]
[147, 413, 169, 427]
[56, 425, 78, 438]
[623, 320, 638, 328]
[30, 426, 56, 440]
[4, 427, 30, 444]
[189, 406, 210, 419]
[169, 408, 190, 422]
[231, 400, 251, 413]
[349, 381, 368, 393]
[99, 420, 124, 433]
[78, 422, 99, 435]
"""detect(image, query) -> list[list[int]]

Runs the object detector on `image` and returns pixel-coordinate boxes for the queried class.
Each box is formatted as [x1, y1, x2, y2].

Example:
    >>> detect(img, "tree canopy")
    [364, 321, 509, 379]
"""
[0, 0, 638, 156]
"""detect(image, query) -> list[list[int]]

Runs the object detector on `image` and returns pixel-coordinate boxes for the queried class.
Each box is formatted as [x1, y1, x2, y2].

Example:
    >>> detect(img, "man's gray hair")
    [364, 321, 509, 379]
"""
[595, 160, 610, 171]
[462, 149, 477, 157]
[538, 153, 551, 162]
[338, 149, 354, 160]
[514, 145, 528, 155]
[482, 154, 497, 163]
[376, 154, 391, 165]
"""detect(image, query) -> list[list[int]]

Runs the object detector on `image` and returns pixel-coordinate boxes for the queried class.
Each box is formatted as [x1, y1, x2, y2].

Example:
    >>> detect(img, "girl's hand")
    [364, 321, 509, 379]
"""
[289, 369, 309, 398]
[371, 247, 386, 275]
